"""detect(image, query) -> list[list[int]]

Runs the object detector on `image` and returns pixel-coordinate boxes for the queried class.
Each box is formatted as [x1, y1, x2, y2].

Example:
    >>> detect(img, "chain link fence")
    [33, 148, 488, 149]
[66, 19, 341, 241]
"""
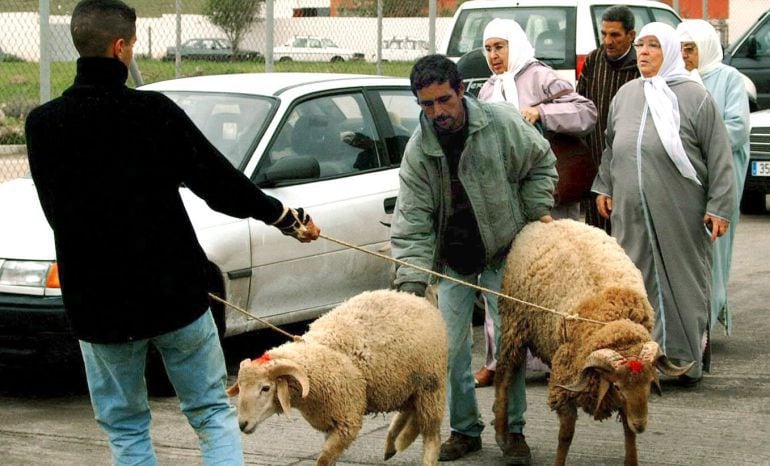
[0, 0, 458, 182]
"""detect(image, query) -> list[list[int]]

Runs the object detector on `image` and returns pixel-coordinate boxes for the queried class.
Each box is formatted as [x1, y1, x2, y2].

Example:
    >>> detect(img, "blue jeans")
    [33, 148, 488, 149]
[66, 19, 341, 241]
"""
[438, 264, 527, 437]
[79, 310, 243, 466]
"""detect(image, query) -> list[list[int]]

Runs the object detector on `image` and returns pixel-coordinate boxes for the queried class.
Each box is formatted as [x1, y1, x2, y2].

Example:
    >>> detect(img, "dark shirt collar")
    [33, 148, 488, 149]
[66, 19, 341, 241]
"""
[72, 57, 129, 89]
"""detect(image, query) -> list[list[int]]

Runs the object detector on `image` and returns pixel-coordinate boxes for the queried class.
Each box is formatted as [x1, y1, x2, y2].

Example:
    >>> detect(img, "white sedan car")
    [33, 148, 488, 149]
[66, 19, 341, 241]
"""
[275, 36, 365, 62]
[0, 73, 421, 365]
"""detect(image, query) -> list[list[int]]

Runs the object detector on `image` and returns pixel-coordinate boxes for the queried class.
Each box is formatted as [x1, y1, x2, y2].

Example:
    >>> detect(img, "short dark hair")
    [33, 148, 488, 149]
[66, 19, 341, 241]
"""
[409, 54, 463, 96]
[71, 0, 136, 57]
[602, 5, 635, 33]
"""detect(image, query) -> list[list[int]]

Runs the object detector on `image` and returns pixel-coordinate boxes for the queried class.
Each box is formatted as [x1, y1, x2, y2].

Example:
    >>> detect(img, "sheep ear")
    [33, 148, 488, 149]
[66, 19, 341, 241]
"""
[651, 374, 663, 396]
[594, 378, 611, 415]
[276, 379, 292, 418]
[226, 380, 239, 396]
[239, 358, 252, 369]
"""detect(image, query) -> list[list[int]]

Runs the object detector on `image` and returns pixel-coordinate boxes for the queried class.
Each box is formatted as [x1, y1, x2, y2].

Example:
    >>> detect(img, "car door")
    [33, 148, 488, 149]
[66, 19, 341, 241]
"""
[242, 88, 420, 329]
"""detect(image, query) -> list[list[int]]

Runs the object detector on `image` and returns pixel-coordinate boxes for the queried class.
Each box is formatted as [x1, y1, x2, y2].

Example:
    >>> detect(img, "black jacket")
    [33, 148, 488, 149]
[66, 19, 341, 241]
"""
[26, 57, 284, 343]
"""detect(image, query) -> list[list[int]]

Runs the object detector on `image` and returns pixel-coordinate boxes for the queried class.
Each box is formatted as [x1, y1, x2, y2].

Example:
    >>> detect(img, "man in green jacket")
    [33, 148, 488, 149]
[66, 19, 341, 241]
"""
[391, 54, 557, 465]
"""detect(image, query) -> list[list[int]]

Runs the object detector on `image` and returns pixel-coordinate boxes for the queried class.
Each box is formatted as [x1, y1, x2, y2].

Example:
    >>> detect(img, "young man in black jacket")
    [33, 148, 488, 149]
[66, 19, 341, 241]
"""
[25, 1, 319, 464]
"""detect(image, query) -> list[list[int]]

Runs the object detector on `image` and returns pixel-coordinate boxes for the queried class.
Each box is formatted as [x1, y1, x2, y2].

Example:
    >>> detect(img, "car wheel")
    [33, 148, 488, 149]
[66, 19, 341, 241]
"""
[330, 56, 344, 63]
[740, 189, 767, 214]
[279, 56, 292, 62]
[146, 262, 226, 397]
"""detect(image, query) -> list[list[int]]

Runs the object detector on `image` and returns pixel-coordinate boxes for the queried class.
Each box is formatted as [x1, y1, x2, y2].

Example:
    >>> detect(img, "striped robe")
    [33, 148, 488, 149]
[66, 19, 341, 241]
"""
[576, 45, 639, 233]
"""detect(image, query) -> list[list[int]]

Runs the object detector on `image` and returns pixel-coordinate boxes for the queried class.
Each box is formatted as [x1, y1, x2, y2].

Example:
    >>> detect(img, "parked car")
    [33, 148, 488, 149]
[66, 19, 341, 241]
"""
[0, 73, 421, 369]
[274, 36, 365, 62]
[379, 36, 429, 62]
[164, 38, 262, 61]
[439, 0, 680, 92]
[742, 109, 770, 213]
[723, 9, 770, 110]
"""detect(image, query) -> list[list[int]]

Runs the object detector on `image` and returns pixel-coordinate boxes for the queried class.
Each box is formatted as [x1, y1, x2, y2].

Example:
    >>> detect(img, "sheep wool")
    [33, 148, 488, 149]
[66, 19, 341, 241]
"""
[229, 289, 447, 466]
[494, 219, 690, 466]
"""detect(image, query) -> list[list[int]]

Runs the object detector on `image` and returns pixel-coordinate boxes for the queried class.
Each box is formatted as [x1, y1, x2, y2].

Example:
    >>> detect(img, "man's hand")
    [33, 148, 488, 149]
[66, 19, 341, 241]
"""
[704, 214, 729, 242]
[596, 194, 613, 219]
[539, 214, 553, 223]
[398, 282, 427, 297]
[272, 207, 320, 243]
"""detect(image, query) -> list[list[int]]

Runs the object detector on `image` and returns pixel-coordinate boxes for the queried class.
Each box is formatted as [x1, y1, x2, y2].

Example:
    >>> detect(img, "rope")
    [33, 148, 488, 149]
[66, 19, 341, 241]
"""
[207, 293, 303, 342]
[319, 233, 607, 327]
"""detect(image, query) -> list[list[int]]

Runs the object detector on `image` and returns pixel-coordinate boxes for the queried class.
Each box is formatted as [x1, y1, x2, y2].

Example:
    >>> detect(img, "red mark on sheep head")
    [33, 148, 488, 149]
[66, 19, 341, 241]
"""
[252, 353, 272, 365]
[626, 359, 644, 374]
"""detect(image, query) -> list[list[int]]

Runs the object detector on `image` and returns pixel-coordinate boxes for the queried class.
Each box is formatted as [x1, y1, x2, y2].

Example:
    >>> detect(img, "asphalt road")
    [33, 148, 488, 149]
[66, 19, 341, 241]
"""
[0, 213, 769, 465]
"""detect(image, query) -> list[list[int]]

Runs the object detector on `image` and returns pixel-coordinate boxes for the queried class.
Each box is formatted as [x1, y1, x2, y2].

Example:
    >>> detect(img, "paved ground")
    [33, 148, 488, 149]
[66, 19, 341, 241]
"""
[0, 213, 769, 465]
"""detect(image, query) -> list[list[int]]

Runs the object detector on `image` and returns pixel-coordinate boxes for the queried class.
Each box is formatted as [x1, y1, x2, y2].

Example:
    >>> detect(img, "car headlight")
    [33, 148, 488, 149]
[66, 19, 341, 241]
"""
[0, 260, 59, 288]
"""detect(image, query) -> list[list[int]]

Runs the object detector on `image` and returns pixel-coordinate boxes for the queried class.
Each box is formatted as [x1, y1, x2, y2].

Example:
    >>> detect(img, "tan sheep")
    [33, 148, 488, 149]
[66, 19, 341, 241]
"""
[493, 219, 692, 466]
[226, 289, 447, 466]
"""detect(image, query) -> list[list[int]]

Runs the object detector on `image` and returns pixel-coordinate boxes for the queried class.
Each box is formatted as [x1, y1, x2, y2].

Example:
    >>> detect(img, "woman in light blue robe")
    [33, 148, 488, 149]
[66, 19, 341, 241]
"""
[678, 20, 750, 343]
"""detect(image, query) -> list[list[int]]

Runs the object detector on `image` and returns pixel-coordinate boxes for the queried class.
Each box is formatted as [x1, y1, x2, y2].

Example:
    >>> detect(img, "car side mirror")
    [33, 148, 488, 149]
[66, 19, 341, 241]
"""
[257, 156, 320, 187]
[747, 37, 758, 59]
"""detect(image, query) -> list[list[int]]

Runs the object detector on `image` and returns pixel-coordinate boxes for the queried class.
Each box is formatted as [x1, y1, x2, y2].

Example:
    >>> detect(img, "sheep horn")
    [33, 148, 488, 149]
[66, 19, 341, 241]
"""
[556, 349, 624, 392]
[640, 342, 697, 377]
[268, 360, 310, 398]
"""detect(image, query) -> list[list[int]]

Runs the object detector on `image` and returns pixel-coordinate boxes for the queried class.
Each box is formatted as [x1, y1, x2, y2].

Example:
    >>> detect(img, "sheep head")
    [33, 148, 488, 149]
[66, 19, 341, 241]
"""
[556, 342, 693, 434]
[226, 354, 309, 434]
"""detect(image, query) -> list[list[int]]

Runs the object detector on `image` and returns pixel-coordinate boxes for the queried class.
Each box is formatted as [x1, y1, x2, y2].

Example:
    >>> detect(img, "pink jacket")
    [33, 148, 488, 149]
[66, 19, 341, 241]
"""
[478, 61, 596, 137]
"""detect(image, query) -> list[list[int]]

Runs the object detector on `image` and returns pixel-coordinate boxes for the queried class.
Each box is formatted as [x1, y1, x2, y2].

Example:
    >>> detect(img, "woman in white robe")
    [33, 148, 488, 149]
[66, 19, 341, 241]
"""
[677, 19, 750, 351]
[592, 22, 736, 384]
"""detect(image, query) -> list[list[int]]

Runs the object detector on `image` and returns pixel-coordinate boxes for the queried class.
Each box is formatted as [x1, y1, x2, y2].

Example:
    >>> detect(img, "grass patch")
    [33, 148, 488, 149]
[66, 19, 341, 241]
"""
[0, 58, 414, 145]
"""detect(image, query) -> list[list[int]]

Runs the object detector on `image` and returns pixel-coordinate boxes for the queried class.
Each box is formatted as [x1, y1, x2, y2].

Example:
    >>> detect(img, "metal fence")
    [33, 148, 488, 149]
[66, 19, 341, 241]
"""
[0, 0, 456, 182]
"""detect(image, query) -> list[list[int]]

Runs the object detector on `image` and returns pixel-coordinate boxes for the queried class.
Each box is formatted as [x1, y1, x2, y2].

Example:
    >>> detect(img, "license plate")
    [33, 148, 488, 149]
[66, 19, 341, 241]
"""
[752, 161, 770, 176]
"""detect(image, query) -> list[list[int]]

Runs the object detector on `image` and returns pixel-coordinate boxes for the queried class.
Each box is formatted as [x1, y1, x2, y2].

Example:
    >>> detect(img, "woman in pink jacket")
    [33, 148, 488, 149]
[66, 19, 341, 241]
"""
[474, 18, 596, 387]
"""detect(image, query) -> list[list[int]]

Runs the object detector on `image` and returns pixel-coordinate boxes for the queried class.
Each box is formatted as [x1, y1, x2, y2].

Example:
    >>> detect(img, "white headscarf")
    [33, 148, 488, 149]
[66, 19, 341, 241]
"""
[482, 18, 535, 108]
[676, 19, 724, 78]
[638, 22, 701, 185]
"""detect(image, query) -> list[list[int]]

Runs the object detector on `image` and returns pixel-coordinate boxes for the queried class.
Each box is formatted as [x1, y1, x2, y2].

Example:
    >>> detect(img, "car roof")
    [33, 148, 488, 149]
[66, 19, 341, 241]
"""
[139, 73, 410, 97]
[455, 0, 674, 7]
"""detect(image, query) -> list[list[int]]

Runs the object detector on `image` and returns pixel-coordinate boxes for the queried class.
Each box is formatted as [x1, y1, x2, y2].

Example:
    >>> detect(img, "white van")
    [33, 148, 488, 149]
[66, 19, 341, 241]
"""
[439, 0, 681, 87]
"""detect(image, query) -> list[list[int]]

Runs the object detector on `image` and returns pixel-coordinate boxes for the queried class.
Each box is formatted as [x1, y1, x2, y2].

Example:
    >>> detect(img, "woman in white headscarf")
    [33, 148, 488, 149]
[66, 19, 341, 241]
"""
[472, 18, 597, 388]
[677, 19, 750, 354]
[592, 22, 736, 385]
[477, 18, 597, 221]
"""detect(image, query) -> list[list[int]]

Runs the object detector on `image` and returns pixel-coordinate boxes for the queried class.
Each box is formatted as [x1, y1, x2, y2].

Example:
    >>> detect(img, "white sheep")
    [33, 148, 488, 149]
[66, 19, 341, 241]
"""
[493, 219, 692, 466]
[226, 289, 447, 466]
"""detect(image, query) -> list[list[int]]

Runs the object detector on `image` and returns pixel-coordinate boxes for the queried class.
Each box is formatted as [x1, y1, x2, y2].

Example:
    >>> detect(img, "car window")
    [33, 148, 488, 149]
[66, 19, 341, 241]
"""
[322, 38, 337, 48]
[591, 7, 680, 46]
[293, 38, 307, 47]
[308, 38, 322, 48]
[446, 7, 574, 69]
[377, 90, 421, 167]
[750, 20, 770, 57]
[261, 92, 382, 178]
[162, 92, 275, 169]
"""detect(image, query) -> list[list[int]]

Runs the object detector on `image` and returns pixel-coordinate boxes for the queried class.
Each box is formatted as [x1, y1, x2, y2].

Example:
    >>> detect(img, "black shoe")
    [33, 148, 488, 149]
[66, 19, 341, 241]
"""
[438, 432, 482, 461]
[677, 374, 702, 387]
[502, 433, 532, 465]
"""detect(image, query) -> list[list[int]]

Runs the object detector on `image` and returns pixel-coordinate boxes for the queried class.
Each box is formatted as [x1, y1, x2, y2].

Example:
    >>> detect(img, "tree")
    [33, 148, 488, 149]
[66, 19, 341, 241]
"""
[203, 0, 264, 57]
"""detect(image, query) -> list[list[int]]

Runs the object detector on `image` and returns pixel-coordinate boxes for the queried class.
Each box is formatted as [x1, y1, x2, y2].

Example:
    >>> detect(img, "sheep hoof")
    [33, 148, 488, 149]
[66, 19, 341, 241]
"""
[383, 449, 396, 461]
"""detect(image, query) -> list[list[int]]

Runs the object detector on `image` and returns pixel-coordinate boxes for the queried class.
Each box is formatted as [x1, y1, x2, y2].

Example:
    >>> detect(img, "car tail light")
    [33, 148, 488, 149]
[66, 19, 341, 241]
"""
[576, 54, 587, 81]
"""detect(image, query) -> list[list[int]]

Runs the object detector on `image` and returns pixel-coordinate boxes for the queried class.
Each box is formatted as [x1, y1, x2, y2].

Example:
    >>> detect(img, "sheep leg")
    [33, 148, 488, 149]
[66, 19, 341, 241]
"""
[555, 405, 577, 466]
[384, 411, 411, 460]
[619, 410, 639, 466]
[493, 361, 510, 449]
[316, 423, 360, 466]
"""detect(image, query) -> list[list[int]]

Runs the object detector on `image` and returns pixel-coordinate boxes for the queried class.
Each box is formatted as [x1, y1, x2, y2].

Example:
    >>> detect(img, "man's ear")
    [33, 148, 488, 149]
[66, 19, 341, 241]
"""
[458, 81, 466, 99]
[111, 37, 127, 60]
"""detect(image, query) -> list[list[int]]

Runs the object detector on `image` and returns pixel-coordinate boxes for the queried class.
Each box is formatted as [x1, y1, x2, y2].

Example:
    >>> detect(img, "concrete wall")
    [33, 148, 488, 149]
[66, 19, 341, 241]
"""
[728, 0, 770, 43]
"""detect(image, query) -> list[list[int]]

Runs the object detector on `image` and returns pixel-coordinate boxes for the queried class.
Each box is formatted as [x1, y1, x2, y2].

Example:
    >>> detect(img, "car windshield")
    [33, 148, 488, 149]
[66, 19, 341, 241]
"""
[446, 6, 574, 68]
[162, 92, 276, 169]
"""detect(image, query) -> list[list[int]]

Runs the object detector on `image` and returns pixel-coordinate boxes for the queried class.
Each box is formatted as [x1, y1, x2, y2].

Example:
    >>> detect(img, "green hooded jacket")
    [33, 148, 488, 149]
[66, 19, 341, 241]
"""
[391, 96, 557, 286]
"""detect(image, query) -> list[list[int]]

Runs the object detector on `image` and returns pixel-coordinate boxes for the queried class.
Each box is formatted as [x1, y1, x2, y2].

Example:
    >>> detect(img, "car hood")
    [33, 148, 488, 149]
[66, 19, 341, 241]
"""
[0, 178, 237, 262]
[750, 108, 770, 127]
[0, 178, 56, 260]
